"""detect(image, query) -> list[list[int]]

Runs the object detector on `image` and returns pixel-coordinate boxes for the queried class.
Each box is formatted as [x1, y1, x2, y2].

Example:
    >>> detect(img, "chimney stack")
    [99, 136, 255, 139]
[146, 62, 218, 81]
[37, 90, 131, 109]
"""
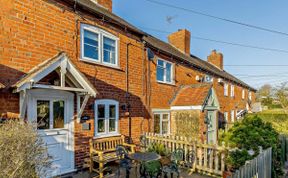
[207, 50, 224, 70]
[91, 0, 113, 12]
[168, 29, 191, 55]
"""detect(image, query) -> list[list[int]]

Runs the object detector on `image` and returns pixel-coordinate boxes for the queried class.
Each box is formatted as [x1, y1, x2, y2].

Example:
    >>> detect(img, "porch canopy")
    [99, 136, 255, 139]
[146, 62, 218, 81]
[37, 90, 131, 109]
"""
[0, 82, 5, 89]
[12, 52, 98, 120]
[170, 83, 219, 110]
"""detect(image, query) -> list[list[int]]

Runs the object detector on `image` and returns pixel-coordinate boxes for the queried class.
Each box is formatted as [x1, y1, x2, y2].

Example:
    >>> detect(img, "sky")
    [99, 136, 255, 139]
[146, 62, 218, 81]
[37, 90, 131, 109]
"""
[112, 0, 288, 89]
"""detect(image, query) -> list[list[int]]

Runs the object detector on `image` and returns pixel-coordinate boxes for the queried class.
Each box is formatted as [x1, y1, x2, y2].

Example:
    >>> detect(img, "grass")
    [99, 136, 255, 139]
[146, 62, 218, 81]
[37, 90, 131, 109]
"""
[247, 109, 288, 135]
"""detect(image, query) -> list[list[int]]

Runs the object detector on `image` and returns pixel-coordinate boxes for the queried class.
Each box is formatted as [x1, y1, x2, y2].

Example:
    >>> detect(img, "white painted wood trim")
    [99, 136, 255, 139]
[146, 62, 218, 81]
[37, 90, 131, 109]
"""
[94, 99, 119, 137]
[33, 84, 88, 93]
[171, 105, 203, 110]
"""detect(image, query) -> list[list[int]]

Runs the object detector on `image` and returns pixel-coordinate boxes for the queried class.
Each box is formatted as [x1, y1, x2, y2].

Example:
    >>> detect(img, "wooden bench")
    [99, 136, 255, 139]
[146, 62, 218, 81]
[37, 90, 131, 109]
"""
[85, 135, 136, 178]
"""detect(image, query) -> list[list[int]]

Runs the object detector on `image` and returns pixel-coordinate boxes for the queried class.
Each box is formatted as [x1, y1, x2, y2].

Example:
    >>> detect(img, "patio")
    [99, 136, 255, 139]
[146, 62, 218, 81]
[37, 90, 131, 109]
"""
[63, 164, 213, 178]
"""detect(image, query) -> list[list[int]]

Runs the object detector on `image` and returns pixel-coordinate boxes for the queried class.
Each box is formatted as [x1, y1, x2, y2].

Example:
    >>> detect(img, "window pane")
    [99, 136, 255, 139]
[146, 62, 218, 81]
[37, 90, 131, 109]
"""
[97, 104, 105, 118]
[109, 105, 116, 118]
[37, 100, 50, 130]
[157, 66, 164, 81]
[103, 37, 116, 64]
[157, 60, 164, 67]
[83, 29, 99, 60]
[162, 114, 169, 121]
[109, 119, 116, 132]
[154, 114, 160, 134]
[166, 63, 172, 82]
[162, 121, 168, 134]
[98, 119, 105, 133]
[53, 100, 64, 129]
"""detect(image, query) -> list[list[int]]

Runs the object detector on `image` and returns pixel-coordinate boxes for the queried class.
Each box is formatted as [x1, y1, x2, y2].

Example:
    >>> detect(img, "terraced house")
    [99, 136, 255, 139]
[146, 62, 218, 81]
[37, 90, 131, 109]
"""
[0, 0, 256, 176]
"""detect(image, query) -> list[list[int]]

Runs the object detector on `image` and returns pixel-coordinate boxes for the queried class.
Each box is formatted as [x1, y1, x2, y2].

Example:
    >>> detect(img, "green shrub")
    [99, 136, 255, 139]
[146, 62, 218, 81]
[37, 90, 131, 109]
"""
[0, 120, 51, 178]
[147, 143, 169, 156]
[226, 149, 252, 171]
[222, 116, 283, 177]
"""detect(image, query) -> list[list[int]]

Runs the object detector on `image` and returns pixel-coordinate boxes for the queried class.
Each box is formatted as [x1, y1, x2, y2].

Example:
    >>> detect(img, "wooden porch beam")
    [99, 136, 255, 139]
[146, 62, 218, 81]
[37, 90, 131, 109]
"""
[20, 90, 28, 119]
[33, 84, 88, 93]
[77, 95, 89, 122]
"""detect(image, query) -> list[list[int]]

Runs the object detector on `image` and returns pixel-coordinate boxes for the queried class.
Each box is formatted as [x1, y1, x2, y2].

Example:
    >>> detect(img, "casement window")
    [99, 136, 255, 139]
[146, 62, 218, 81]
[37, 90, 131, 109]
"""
[248, 91, 252, 100]
[204, 75, 213, 83]
[81, 24, 119, 67]
[230, 85, 235, 97]
[231, 110, 235, 123]
[242, 89, 245, 99]
[156, 59, 174, 84]
[95, 99, 119, 137]
[153, 112, 170, 135]
[224, 112, 228, 123]
[224, 83, 228, 96]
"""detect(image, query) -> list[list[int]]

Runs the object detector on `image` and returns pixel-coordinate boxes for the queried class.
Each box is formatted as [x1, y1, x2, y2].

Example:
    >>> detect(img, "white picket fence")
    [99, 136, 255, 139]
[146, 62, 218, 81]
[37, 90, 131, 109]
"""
[227, 147, 272, 178]
[144, 132, 227, 176]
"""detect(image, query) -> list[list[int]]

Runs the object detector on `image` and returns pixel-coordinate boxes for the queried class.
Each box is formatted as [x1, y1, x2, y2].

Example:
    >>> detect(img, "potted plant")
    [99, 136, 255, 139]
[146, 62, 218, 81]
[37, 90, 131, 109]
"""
[147, 143, 171, 165]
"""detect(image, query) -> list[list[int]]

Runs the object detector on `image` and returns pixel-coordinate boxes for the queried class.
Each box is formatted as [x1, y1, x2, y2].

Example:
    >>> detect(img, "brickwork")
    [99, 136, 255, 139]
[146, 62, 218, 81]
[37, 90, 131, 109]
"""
[0, 0, 256, 170]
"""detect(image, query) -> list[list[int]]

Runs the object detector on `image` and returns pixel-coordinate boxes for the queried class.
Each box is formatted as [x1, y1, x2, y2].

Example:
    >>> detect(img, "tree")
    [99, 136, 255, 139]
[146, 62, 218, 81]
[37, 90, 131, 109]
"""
[275, 82, 288, 113]
[256, 84, 272, 101]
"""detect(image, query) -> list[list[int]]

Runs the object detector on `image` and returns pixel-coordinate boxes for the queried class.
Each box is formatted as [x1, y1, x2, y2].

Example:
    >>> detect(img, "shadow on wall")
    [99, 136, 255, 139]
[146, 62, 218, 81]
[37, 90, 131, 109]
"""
[0, 64, 26, 114]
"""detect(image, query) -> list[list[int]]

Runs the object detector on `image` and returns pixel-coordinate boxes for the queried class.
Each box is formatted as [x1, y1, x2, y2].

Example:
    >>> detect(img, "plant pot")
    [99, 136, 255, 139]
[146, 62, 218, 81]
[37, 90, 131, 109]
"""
[160, 156, 171, 166]
[222, 171, 232, 178]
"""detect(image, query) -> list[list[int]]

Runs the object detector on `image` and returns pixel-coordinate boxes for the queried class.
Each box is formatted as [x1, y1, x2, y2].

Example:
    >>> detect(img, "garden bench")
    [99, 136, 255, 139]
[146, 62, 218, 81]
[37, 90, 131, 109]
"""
[85, 135, 136, 178]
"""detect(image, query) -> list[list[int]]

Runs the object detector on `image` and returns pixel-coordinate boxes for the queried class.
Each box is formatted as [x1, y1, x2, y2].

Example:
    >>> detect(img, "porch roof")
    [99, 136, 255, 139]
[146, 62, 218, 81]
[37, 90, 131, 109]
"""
[0, 82, 5, 89]
[170, 84, 212, 107]
[12, 52, 98, 96]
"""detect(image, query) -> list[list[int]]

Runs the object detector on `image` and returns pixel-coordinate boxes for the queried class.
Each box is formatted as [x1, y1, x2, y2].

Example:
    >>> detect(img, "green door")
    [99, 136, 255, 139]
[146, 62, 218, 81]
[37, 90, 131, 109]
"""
[207, 111, 217, 144]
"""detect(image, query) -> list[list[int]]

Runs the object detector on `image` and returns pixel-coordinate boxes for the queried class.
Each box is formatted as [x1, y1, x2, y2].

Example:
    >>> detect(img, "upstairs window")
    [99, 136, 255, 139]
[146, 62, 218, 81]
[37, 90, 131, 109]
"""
[231, 85, 235, 97]
[81, 24, 118, 66]
[204, 75, 213, 83]
[242, 89, 245, 99]
[157, 59, 173, 84]
[224, 83, 228, 96]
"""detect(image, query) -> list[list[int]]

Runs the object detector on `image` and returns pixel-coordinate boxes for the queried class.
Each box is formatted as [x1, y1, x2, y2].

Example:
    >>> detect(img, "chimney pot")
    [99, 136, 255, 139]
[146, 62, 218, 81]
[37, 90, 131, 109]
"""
[168, 29, 191, 55]
[207, 50, 224, 70]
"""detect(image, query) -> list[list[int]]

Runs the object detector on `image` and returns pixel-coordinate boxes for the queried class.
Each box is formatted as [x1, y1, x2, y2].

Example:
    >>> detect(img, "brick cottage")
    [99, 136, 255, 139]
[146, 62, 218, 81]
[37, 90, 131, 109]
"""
[0, 0, 256, 175]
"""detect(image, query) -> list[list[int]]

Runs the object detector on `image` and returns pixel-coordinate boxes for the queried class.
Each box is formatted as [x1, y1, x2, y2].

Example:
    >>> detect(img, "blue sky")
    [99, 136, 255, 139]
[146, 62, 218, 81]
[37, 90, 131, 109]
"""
[113, 0, 288, 89]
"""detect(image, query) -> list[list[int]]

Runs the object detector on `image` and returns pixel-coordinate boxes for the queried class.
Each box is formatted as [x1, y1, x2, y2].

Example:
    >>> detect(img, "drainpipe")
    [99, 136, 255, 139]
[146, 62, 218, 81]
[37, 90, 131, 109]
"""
[126, 43, 132, 143]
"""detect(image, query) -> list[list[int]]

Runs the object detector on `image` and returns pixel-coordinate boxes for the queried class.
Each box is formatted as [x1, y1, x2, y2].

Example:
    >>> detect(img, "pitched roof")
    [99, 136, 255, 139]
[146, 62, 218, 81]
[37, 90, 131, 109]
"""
[144, 35, 256, 91]
[170, 84, 212, 106]
[64, 0, 145, 35]
[62, 0, 256, 91]
[13, 52, 98, 96]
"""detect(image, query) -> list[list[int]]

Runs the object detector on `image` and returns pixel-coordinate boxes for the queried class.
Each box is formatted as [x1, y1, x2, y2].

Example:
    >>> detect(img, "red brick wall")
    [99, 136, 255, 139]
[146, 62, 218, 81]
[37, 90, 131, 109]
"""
[0, 0, 256, 169]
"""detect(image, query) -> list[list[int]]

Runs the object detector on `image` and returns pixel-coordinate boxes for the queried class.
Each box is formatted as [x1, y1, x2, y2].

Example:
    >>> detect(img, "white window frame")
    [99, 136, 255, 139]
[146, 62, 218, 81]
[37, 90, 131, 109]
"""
[242, 89, 245, 99]
[248, 91, 252, 100]
[230, 85, 235, 97]
[80, 24, 119, 67]
[224, 83, 228, 96]
[231, 110, 235, 123]
[153, 112, 170, 135]
[94, 99, 119, 138]
[156, 58, 174, 84]
[224, 112, 228, 123]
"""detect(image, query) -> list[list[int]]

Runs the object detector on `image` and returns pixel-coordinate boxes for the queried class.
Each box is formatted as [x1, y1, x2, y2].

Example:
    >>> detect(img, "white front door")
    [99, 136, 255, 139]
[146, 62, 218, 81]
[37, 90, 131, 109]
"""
[27, 89, 75, 177]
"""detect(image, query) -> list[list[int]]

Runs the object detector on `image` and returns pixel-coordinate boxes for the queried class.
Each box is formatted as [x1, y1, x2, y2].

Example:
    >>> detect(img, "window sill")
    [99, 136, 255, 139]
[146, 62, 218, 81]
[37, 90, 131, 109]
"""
[93, 133, 121, 139]
[157, 81, 176, 86]
[80, 58, 123, 71]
